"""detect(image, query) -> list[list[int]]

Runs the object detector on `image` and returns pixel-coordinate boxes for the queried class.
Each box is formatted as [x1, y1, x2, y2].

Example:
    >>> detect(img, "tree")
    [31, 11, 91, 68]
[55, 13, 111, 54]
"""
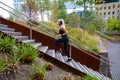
[51, 0, 68, 22]
[66, 13, 81, 27]
[36, 0, 51, 21]
[92, 13, 106, 32]
[22, 0, 38, 20]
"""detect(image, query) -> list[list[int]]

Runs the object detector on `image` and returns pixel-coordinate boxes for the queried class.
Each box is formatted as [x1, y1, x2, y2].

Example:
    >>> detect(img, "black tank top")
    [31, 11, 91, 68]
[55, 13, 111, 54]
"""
[59, 29, 67, 37]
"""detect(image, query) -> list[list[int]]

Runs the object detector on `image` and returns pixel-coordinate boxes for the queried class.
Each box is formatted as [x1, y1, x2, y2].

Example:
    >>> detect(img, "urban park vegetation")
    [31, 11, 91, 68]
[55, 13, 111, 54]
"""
[0, 35, 99, 80]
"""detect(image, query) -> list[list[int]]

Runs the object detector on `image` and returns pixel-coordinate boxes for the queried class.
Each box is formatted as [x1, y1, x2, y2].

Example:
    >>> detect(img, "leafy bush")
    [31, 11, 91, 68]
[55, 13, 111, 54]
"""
[105, 17, 120, 32]
[0, 56, 8, 72]
[17, 44, 39, 64]
[0, 35, 16, 53]
[62, 74, 74, 80]
[44, 63, 53, 71]
[92, 13, 106, 32]
[85, 23, 96, 35]
[32, 64, 46, 80]
[82, 74, 98, 80]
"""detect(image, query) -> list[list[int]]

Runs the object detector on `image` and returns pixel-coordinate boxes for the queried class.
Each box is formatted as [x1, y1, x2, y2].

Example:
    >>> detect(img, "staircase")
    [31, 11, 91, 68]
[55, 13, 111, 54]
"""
[0, 24, 111, 80]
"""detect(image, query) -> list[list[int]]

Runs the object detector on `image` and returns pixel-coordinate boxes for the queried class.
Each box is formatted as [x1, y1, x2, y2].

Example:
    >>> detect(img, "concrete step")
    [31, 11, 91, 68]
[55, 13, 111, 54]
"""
[0, 24, 8, 27]
[0, 27, 15, 32]
[55, 52, 64, 62]
[71, 60, 82, 70]
[77, 63, 110, 80]
[39, 46, 48, 53]
[46, 49, 55, 57]
[84, 66, 110, 80]
[83, 65, 100, 79]
[30, 43, 42, 49]
[22, 39, 35, 44]
[13, 36, 28, 41]
[62, 56, 74, 67]
[2, 31, 22, 36]
[77, 62, 89, 73]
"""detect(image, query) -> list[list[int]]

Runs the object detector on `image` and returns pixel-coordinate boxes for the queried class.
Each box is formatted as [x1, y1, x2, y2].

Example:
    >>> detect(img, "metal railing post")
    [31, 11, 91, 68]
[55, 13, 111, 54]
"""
[69, 39, 72, 58]
[29, 20, 32, 40]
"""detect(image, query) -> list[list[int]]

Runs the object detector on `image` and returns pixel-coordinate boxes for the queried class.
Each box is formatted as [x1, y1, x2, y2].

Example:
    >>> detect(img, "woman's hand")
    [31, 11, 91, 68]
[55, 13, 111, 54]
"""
[57, 34, 61, 38]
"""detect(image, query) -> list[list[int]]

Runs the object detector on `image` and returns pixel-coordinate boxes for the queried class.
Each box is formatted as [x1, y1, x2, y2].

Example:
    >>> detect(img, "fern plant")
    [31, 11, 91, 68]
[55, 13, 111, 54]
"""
[32, 63, 46, 80]
[82, 74, 98, 80]
[0, 36, 16, 53]
[0, 56, 8, 72]
[17, 44, 39, 64]
[62, 74, 74, 80]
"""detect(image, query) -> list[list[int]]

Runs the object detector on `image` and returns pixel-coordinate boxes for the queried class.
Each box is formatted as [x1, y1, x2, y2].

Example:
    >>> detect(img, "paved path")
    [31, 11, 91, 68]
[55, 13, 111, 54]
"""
[106, 42, 120, 80]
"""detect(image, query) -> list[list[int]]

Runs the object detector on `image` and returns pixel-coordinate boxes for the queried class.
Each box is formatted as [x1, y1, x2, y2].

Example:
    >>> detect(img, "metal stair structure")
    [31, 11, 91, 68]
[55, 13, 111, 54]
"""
[0, 23, 111, 80]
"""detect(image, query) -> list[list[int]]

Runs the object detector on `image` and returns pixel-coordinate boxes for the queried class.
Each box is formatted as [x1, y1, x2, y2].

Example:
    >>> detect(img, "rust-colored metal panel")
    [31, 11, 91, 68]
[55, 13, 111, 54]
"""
[0, 17, 100, 71]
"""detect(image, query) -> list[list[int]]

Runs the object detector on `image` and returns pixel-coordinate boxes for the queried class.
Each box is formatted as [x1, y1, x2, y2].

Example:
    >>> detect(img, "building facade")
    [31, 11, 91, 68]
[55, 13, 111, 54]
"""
[13, 0, 25, 11]
[95, 1, 120, 19]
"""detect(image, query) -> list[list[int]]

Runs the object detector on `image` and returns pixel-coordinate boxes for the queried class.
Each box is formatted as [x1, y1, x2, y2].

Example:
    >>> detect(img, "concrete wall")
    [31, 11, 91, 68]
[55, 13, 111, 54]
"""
[95, 2, 120, 19]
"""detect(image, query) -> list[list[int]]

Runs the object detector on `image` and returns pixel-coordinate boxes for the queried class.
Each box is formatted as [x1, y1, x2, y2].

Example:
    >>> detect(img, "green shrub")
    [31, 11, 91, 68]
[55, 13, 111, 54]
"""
[105, 17, 120, 32]
[32, 63, 46, 80]
[85, 23, 96, 35]
[17, 44, 39, 64]
[82, 74, 98, 80]
[0, 56, 8, 72]
[0, 35, 16, 53]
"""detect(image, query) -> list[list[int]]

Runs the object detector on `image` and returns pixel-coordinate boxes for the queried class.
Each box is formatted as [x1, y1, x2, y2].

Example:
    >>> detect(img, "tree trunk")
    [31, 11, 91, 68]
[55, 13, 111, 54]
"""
[47, 10, 50, 21]
[40, 11, 44, 21]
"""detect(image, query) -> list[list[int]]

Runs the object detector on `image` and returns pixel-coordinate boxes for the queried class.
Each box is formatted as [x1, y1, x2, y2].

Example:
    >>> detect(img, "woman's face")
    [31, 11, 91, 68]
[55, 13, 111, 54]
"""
[57, 20, 60, 25]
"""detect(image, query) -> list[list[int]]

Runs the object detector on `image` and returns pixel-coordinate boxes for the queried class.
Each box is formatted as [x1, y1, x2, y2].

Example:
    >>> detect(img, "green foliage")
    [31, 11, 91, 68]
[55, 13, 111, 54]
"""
[82, 74, 98, 80]
[0, 35, 16, 53]
[0, 56, 9, 72]
[85, 23, 96, 34]
[62, 74, 74, 80]
[66, 13, 81, 27]
[32, 63, 46, 80]
[92, 13, 106, 32]
[11, 53, 21, 64]
[95, 0, 103, 4]
[37, 0, 51, 21]
[22, 0, 38, 20]
[51, 0, 68, 21]
[96, 31, 112, 40]
[17, 44, 39, 64]
[44, 63, 53, 71]
[68, 27, 83, 41]
[105, 17, 120, 32]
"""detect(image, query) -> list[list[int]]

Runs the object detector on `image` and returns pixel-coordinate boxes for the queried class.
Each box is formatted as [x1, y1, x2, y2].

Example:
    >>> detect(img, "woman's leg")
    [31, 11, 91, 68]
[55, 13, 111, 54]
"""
[64, 41, 70, 58]
[55, 38, 64, 50]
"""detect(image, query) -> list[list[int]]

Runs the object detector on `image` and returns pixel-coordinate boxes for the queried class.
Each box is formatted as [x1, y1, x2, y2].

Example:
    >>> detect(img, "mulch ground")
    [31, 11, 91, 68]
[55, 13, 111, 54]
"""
[0, 53, 80, 80]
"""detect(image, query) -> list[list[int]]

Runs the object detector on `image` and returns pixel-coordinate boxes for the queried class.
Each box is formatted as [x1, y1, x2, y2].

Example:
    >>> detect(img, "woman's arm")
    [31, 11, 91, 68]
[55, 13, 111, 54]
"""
[52, 29, 59, 34]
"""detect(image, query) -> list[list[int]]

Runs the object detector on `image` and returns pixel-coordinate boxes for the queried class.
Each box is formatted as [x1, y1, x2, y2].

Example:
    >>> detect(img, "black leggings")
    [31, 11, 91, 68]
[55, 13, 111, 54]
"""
[55, 36, 70, 57]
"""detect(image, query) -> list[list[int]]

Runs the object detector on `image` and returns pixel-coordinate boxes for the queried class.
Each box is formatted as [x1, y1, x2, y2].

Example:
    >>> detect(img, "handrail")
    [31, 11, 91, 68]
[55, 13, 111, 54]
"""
[0, 1, 113, 65]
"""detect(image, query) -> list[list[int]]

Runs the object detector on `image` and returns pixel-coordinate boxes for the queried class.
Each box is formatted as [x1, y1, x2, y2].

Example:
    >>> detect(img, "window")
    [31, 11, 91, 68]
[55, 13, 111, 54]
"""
[104, 12, 106, 15]
[100, 6, 102, 10]
[104, 6, 106, 9]
[118, 4, 120, 8]
[108, 11, 110, 15]
[108, 6, 111, 9]
[112, 11, 115, 15]
[113, 4, 115, 8]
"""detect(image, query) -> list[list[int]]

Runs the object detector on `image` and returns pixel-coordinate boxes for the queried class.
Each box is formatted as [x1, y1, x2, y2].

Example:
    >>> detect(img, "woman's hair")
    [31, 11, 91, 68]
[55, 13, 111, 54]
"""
[58, 19, 65, 26]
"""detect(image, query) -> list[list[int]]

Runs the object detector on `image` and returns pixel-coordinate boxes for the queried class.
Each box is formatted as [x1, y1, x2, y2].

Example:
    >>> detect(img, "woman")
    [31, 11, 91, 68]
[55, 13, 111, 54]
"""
[53, 19, 71, 62]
